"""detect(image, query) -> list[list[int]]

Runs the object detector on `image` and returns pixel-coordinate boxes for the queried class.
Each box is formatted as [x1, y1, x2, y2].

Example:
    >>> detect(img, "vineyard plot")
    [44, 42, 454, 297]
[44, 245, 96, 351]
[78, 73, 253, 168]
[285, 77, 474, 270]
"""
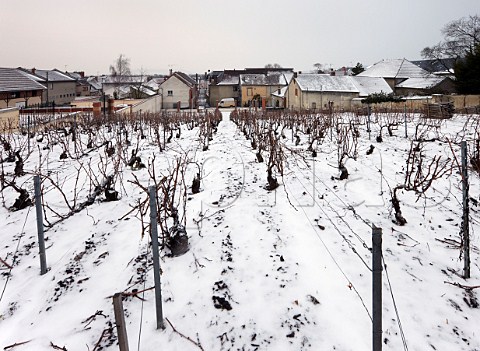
[0, 109, 480, 350]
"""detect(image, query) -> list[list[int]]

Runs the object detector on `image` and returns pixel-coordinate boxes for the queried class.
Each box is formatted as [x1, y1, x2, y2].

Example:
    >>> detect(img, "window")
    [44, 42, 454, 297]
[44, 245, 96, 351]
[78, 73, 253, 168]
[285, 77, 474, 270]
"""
[295, 88, 298, 96]
[247, 88, 253, 96]
[167, 90, 173, 96]
[233, 86, 238, 92]
[311, 102, 316, 109]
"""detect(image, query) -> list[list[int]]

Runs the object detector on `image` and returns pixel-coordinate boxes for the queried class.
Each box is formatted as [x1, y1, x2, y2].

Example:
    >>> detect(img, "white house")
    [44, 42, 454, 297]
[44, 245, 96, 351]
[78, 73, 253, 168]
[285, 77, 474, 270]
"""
[159, 72, 197, 109]
[286, 74, 393, 110]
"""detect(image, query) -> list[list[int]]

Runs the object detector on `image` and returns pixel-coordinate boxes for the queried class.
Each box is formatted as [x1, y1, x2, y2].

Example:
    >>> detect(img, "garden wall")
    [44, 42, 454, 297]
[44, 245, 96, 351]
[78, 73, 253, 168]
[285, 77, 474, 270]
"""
[0, 107, 19, 131]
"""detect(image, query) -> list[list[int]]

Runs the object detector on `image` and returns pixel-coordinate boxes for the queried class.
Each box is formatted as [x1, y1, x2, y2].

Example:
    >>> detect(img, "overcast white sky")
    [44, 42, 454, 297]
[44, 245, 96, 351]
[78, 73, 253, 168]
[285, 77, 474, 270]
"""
[1, 0, 478, 75]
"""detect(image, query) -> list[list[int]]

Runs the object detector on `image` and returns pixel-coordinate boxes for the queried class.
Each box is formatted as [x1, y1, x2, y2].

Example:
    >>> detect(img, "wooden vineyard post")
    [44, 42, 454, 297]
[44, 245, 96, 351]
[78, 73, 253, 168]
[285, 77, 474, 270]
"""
[113, 293, 130, 351]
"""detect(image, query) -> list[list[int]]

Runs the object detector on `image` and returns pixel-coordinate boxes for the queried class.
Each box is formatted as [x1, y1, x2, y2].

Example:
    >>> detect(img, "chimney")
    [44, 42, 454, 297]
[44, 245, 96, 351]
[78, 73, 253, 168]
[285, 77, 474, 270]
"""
[32, 68, 36, 75]
[294, 72, 298, 78]
[169, 69, 173, 76]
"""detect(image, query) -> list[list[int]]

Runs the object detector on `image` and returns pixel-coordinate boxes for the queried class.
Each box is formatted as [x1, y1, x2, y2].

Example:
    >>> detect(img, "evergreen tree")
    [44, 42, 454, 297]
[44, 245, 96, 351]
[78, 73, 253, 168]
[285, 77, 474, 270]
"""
[455, 44, 480, 94]
[351, 62, 365, 76]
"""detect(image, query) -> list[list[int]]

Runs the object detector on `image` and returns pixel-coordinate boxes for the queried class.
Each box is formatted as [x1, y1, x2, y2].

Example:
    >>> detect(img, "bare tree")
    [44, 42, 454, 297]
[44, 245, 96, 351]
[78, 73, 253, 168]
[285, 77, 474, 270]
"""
[109, 54, 131, 98]
[422, 15, 480, 61]
[313, 63, 324, 74]
[265, 63, 282, 69]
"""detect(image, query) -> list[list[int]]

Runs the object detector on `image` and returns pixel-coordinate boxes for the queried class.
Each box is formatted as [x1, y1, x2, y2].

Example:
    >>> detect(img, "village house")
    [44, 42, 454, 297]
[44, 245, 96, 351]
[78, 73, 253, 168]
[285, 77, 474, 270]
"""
[66, 71, 91, 97]
[356, 58, 456, 95]
[99, 75, 148, 99]
[0, 67, 46, 109]
[209, 68, 294, 108]
[357, 59, 429, 91]
[395, 76, 456, 96]
[18, 68, 77, 106]
[286, 73, 392, 110]
[144, 76, 166, 92]
[159, 71, 197, 110]
[0, 67, 47, 129]
[86, 76, 103, 95]
[209, 72, 240, 107]
[240, 70, 294, 108]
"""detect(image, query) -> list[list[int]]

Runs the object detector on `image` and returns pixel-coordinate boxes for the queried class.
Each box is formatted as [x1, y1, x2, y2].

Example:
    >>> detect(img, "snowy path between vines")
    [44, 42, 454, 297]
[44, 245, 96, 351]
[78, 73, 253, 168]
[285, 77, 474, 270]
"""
[0, 111, 480, 351]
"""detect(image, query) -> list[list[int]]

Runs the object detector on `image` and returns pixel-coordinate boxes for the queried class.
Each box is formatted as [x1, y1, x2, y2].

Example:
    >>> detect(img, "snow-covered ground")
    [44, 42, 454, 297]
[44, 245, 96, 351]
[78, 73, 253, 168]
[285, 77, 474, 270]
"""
[1, 110, 480, 350]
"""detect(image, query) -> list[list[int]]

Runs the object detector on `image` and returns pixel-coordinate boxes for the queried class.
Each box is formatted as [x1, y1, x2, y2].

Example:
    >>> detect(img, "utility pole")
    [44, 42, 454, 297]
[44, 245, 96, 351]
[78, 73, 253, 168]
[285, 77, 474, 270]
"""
[46, 71, 49, 106]
[372, 225, 382, 351]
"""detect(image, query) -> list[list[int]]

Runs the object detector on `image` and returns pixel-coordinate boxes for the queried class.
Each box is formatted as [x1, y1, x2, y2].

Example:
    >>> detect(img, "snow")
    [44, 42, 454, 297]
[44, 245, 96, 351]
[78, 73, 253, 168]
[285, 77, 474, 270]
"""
[350, 76, 393, 97]
[271, 86, 288, 98]
[358, 59, 429, 79]
[396, 77, 447, 89]
[217, 75, 240, 85]
[241, 72, 289, 86]
[295, 74, 391, 96]
[1, 110, 480, 350]
[296, 74, 358, 92]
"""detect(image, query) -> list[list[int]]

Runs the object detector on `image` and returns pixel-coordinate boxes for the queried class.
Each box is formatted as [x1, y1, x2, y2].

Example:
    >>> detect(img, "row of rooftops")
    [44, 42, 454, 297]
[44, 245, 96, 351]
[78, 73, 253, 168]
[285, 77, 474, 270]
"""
[211, 58, 455, 94]
[0, 57, 456, 97]
[0, 67, 193, 95]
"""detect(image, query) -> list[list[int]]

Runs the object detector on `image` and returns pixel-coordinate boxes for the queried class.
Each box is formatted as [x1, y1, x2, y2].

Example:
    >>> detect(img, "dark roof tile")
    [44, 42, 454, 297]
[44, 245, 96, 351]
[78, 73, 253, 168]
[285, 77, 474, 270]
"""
[0, 67, 46, 93]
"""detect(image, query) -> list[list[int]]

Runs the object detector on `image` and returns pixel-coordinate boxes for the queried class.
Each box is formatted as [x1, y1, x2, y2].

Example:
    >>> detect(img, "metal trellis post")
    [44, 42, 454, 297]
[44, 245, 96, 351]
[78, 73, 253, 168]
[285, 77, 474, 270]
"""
[34, 175, 47, 275]
[372, 225, 382, 351]
[461, 141, 470, 279]
[149, 186, 165, 329]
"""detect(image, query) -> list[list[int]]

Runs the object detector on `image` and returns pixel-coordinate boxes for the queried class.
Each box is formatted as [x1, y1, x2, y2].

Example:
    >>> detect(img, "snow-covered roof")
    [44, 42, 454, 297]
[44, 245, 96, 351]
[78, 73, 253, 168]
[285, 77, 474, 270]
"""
[160, 72, 195, 88]
[395, 76, 448, 89]
[282, 72, 294, 85]
[145, 78, 165, 91]
[294, 74, 392, 96]
[131, 85, 157, 96]
[87, 77, 102, 91]
[271, 86, 288, 98]
[174, 72, 196, 86]
[295, 74, 358, 93]
[358, 59, 429, 79]
[240, 72, 289, 86]
[31, 69, 76, 82]
[102, 85, 133, 98]
[217, 74, 240, 85]
[104, 75, 148, 84]
[350, 76, 393, 97]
